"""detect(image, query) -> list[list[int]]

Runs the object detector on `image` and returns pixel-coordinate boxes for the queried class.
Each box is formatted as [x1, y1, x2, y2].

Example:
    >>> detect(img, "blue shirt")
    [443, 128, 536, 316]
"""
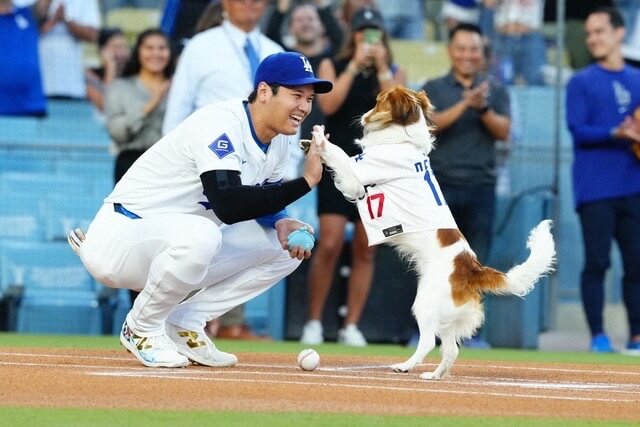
[566, 63, 640, 207]
[0, 7, 46, 116]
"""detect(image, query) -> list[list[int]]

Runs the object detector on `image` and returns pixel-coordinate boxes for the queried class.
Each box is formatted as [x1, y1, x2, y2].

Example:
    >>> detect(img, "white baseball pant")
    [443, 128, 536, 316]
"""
[79, 203, 301, 336]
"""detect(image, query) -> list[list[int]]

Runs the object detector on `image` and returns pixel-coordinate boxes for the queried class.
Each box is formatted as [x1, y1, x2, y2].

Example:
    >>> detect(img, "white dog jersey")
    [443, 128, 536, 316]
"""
[105, 98, 293, 224]
[349, 143, 458, 245]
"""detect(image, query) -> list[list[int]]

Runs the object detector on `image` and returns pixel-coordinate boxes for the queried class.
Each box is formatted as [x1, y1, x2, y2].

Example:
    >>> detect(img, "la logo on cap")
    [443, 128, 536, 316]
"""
[300, 55, 313, 73]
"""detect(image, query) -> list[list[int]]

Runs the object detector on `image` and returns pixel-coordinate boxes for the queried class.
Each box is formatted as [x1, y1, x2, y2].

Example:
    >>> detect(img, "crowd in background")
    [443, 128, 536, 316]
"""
[1, 0, 639, 352]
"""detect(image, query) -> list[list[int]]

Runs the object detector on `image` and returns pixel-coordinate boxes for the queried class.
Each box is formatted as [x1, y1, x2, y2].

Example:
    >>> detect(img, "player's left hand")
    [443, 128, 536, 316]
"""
[275, 218, 315, 260]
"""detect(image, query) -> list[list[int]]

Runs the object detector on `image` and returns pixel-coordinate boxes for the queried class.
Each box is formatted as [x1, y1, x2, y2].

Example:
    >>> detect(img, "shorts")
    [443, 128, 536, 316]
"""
[316, 167, 360, 221]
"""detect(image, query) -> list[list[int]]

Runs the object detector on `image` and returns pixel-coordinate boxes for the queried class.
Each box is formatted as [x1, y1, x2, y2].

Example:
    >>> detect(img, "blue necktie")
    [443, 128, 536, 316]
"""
[244, 37, 260, 79]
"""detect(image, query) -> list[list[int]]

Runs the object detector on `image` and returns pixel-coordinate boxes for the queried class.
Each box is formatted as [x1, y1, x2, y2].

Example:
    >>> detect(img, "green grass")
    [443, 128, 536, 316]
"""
[0, 408, 636, 427]
[1, 332, 637, 366]
[1, 333, 638, 426]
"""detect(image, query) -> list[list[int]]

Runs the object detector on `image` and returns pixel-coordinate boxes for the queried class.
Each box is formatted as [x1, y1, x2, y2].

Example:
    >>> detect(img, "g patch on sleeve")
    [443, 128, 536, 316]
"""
[208, 133, 235, 159]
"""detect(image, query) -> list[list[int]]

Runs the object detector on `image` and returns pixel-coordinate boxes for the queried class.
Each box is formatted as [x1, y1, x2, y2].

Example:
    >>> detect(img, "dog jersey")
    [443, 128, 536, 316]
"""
[349, 143, 458, 245]
[105, 98, 293, 224]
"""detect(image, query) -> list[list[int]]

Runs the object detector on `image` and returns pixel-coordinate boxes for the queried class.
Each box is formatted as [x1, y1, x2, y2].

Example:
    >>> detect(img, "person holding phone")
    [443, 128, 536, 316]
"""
[299, 7, 407, 347]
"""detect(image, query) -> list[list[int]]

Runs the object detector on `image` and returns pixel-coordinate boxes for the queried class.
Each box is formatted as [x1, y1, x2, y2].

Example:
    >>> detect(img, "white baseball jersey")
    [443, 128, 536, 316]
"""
[105, 98, 293, 223]
[349, 143, 458, 245]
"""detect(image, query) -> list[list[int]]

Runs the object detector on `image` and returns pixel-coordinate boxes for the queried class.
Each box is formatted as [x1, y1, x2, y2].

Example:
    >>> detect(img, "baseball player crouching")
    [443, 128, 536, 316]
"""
[68, 52, 332, 368]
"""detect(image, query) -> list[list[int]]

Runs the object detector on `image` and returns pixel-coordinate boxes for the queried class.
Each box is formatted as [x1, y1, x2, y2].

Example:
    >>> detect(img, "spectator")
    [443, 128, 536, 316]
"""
[162, 0, 282, 134]
[300, 7, 406, 347]
[162, 0, 282, 340]
[193, 0, 223, 33]
[376, 0, 424, 40]
[440, 0, 481, 33]
[101, 0, 161, 16]
[85, 27, 131, 113]
[565, 7, 640, 353]
[35, 0, 100, 99]
[492, 0, 546, 85]
[0, 0, 46, 117]
[265, 0, 343, 141]
[335, 0, 375, 33]
[104, 29, 175, 185]
[421, 23, 511, 348]
[544, 0, 614, 70]
[160, 0, 213, 54]
[103, 28, 175, 305]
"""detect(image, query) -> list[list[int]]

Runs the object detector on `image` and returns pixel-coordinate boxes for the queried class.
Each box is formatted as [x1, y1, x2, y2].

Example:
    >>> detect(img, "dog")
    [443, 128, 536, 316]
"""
[310, 85, 555, 380]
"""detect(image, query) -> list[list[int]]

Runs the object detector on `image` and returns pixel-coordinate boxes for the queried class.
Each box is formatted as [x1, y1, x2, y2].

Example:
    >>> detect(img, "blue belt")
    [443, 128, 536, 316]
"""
[113, 203, 141, 219]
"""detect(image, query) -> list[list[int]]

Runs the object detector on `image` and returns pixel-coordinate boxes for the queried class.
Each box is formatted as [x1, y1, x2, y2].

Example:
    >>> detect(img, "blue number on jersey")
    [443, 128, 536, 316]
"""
[414, 158, 445, 206]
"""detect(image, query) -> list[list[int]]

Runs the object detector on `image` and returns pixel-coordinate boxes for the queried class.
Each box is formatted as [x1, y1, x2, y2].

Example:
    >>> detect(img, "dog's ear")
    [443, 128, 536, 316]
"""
[416, 90, 436, 130]
[387, 86, 431, 127]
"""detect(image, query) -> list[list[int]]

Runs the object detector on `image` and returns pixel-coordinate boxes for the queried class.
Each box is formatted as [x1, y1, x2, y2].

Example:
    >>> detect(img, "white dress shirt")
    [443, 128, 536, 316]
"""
[38, 0, 100, 98]
[162, 20, 283, 135]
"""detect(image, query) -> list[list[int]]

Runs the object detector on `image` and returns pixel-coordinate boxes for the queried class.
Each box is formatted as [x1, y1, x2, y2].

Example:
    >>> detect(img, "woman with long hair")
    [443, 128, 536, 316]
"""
[105, 28, 176, 183]
[300, 7, 406, 346]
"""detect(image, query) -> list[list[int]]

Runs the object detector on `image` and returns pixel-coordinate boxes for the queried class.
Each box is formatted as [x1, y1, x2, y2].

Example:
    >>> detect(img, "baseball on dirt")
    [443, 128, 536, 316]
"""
[297, 348, 320, 371]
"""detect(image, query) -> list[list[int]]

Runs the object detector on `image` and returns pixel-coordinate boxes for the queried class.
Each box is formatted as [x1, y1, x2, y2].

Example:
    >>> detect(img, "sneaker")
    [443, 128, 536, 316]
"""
[337, 324, 367, 347]
[590, 333, 614, 353]
[119, 321, 189, 368]
[300, 320, 324, 345]
[624, 340, 640, 355]
[166, 323, 237, 367]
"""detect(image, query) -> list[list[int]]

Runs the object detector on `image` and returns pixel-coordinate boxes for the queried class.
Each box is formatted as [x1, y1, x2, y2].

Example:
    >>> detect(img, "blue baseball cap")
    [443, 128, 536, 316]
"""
[254, 52, 333, 94]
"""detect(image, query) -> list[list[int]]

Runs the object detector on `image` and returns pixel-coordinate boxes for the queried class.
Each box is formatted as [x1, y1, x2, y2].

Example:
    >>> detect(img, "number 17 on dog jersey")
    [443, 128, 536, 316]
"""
[349, 144, 458, 245]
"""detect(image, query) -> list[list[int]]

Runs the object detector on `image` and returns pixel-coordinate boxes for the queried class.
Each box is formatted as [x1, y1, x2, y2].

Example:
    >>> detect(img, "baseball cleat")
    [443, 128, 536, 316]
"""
[166, 323, 238, 367]
[120, 321, 189, 368]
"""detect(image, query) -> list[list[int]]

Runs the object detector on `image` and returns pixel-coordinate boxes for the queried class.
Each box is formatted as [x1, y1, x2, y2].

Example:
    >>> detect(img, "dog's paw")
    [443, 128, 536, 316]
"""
[419, 371, 442, 381]
[390, 362, 414, 373]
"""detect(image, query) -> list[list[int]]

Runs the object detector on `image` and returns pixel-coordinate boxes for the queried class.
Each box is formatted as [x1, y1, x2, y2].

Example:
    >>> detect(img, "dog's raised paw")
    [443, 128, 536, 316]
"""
[390, 362, 412, 373]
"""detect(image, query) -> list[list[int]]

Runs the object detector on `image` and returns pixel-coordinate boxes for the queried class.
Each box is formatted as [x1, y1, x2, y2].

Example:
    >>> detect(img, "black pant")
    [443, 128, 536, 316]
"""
[577, 195, 640, 337]
[114, 149, 146, 184]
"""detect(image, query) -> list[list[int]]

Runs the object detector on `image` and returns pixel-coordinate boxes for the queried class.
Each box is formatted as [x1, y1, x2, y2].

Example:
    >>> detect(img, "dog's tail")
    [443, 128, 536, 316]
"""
[499, 219, 556, 297]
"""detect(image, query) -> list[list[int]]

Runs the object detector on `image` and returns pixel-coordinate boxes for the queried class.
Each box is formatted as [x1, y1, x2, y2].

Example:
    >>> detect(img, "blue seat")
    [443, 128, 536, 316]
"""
[109, 288, 131, 335]
[0, 191, 44, 241]
[0, 172, 95, 195]
[44, 194, 102, 241]
[0, 241, 104, 335]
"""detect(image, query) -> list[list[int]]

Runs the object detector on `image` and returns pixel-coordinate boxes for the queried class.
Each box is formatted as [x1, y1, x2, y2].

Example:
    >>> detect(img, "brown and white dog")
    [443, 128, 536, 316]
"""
[311, 86, 555, 380]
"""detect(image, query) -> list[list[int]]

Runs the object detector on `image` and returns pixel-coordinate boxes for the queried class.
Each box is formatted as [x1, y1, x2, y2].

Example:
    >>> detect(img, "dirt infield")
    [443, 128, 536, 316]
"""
[1, 347, 639, 421]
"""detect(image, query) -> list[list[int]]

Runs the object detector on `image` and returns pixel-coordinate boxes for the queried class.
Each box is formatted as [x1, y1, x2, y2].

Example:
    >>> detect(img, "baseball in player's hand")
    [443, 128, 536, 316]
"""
[276, 218, 315, 260]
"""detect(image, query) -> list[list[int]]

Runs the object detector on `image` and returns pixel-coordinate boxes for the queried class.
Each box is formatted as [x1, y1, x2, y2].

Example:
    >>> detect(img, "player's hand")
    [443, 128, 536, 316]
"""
[302, 126, 325, 187]
[275, 218, 315, 260]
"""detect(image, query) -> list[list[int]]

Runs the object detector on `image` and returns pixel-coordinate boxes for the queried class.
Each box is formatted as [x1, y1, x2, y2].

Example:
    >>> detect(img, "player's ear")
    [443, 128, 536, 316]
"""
[257, 82, 270, 100]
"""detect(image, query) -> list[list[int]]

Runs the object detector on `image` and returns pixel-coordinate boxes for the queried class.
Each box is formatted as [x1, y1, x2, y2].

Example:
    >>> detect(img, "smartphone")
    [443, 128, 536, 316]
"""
[363, 28, 382, 45]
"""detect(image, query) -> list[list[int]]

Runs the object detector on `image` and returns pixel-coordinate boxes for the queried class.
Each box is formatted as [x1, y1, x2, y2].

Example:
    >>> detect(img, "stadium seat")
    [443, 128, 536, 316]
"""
[0, 191, 44, 241]
[389, 40, 449, 88]
[0, 172, 95, 195]
[0, 241, 104, 335]
[43, 194, 102, 241]
[106, 7, 161, 44]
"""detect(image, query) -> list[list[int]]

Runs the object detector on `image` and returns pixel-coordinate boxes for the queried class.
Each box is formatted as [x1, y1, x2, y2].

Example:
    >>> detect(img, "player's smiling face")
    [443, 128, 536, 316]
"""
[271, 85, 315, 135]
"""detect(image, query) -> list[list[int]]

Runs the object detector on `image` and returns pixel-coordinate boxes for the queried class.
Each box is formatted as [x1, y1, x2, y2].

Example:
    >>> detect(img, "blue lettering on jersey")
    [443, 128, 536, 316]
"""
[209, 133, 235, 159]
[354, 153, 365, 162]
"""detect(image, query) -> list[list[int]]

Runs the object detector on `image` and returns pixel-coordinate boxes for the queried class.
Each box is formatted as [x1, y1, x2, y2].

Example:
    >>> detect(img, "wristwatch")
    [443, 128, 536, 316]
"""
[478, 105, 490, 115]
